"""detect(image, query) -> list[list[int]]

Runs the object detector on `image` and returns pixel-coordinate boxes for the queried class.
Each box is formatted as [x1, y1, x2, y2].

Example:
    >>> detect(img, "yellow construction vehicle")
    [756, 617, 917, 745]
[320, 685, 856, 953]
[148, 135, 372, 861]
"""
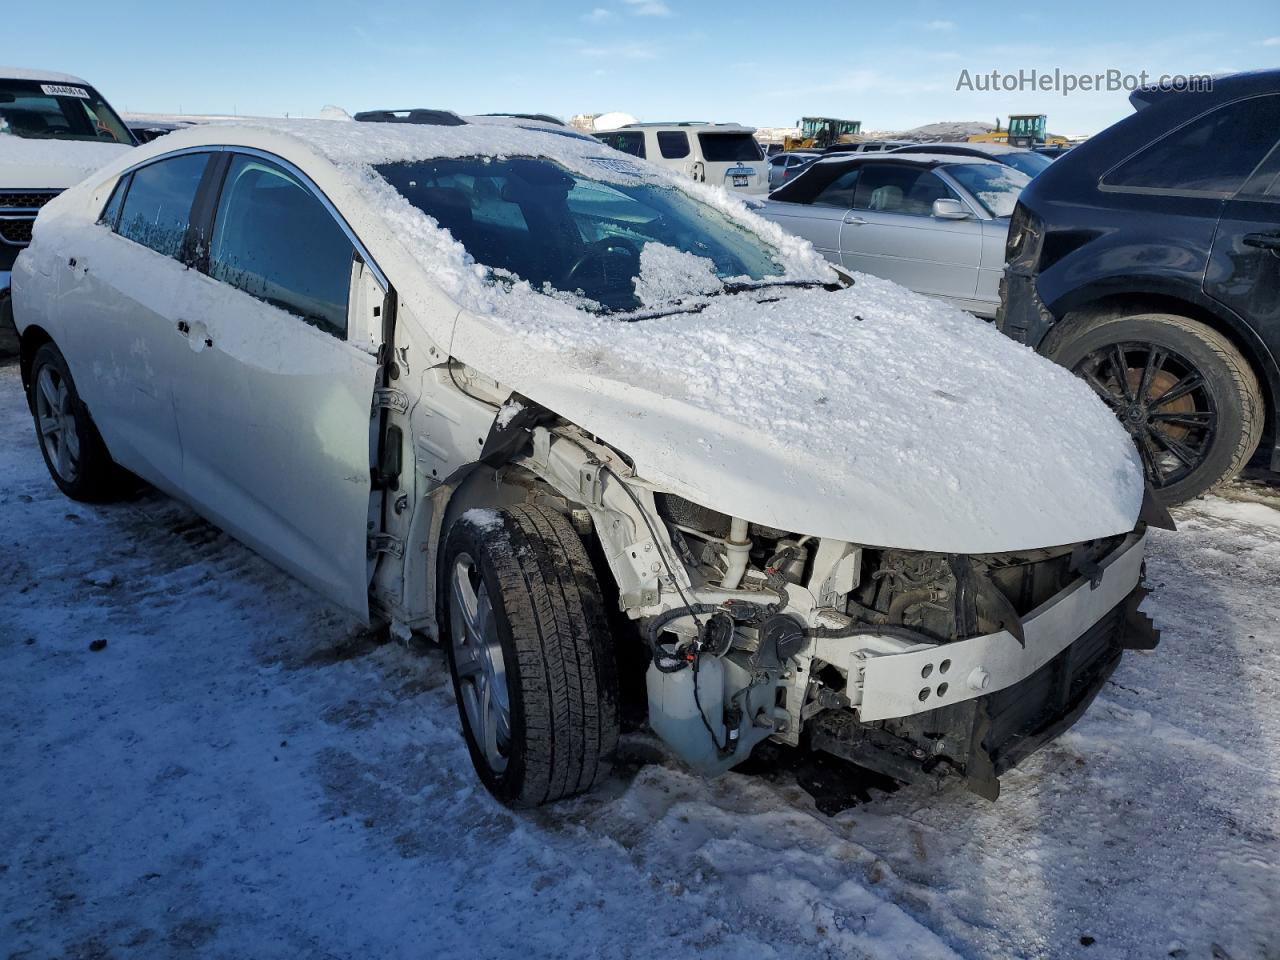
[784, 117, 862, 151]
[968, 115, 1070, 148]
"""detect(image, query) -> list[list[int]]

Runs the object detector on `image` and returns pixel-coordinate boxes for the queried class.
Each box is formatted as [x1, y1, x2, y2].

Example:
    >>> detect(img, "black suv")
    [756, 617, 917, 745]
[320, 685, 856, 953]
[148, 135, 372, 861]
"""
[1000, 70, 1280, 503]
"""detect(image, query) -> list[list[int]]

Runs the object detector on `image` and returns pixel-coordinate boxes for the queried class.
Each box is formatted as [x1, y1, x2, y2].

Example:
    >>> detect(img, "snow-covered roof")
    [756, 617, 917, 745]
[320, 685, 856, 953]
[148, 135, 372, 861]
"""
[904, 141, 1023, 156]
[812, 152, 999, 168]
[620, 122, 757, 134]
[0, 66, 93, 85]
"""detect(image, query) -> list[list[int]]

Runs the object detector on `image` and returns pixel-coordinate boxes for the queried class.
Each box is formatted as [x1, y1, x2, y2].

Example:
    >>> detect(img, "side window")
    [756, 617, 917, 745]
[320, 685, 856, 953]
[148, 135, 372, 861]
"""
[811, 168, 860, 207]
[1103, 94, 1280, 196]
[854, 164, 956, 215]
[98, 174, 130, 228]
[657, 131, 690, 159]
[597, 131, 645, 158]
[209, 155, 355, 338]
[116, 153, 208, 259]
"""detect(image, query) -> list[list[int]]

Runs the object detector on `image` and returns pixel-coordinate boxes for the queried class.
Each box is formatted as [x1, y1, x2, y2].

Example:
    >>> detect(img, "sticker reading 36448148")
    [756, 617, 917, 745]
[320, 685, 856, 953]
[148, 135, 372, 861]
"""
[40, 84, 91, 99]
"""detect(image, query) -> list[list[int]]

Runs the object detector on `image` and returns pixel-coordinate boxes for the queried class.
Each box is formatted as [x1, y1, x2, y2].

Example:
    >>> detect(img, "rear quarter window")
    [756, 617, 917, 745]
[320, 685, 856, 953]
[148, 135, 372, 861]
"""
[657, 131, 690, 159]
[1101, 94, 1280, 196]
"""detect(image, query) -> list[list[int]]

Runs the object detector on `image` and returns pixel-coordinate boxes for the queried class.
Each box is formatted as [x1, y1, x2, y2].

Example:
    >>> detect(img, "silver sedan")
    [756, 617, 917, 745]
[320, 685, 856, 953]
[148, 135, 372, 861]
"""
[758, 154, 1029, 318]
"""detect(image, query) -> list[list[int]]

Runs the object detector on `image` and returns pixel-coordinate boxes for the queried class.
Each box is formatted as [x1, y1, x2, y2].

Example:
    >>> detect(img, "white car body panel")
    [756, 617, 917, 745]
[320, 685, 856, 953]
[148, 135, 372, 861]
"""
[172, 269, 379, 617]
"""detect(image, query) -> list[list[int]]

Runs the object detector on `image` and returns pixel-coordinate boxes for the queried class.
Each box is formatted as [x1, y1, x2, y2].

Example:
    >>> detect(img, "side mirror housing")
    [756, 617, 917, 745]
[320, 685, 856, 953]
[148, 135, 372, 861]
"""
[933, 198, 973, 220]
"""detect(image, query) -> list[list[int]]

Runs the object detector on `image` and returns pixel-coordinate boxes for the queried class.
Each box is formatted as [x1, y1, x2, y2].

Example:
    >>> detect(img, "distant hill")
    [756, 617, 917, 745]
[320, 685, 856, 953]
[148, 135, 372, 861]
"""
[864, 120, 997, 142]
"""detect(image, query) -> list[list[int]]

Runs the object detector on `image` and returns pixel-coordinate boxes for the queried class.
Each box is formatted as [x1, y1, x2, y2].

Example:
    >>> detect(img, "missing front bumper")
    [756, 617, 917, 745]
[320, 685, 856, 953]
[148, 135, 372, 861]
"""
[811, 586, 1159, 800]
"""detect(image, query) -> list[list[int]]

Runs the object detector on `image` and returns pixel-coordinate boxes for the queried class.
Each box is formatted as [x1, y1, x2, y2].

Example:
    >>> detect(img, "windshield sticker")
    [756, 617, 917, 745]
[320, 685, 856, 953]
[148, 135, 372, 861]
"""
[585, 156, 645, 178]
[40, 84, 91, 99]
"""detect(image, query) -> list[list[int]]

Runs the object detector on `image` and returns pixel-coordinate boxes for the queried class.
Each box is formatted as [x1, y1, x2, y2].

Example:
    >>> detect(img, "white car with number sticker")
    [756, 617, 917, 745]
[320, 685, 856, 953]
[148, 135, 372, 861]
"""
[0, 67, 136, 355]
[12, 116, 1167, 808]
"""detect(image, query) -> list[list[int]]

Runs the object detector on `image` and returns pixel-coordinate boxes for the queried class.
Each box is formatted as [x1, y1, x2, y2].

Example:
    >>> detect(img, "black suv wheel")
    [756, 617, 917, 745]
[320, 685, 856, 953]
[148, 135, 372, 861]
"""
[1049, 312, 1263, 504]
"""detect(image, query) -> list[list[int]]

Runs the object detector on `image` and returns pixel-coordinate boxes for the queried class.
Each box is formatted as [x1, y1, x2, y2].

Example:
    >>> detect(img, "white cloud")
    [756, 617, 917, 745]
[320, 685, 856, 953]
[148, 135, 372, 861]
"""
[582, 7, 614, 22]
[575, 41, 659, 60]
[924, 19, 956, 31]
[622, 0, 673, 16]
[1263, 36, 1280, 46]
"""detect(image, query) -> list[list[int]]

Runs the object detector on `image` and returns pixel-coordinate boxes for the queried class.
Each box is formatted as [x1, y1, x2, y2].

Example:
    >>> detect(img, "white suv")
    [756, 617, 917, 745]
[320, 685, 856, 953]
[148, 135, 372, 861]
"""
[13, 118, 1161, 807]
[0, 67, 135, 355]
[595, 122, 769, 195]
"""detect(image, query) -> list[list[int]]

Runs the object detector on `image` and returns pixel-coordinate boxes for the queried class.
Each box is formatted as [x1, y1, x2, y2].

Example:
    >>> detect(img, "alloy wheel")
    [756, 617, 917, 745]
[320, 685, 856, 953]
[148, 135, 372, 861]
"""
[1073, 342, 1216, 489]
[448, 552, 512, 774]
[34, 365, 81, 484]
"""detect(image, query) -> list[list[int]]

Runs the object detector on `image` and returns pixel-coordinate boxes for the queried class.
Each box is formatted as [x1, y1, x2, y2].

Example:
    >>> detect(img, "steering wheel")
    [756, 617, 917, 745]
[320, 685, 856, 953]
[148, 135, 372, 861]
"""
[560, 237, 640, 294]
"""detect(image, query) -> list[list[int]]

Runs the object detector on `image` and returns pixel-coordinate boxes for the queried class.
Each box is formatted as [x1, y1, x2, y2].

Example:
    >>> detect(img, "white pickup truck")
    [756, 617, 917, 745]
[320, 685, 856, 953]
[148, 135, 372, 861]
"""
[1, 67, 135, 356]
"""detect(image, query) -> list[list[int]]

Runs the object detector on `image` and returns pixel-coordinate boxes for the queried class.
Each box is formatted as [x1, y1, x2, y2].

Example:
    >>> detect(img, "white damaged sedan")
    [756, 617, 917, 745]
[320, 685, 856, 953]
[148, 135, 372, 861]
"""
[12, 117, 1167, 806]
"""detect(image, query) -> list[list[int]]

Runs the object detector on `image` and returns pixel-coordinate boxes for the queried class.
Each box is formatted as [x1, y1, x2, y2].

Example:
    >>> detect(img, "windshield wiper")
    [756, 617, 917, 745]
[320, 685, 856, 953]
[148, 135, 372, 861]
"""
[714, 279, 836, 296]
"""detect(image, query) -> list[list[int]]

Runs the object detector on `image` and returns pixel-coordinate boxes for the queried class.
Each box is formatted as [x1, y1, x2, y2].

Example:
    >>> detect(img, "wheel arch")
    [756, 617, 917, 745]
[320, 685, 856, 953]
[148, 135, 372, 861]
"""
[1045, 286, 1278, 466]
[18, 323, 55, 402]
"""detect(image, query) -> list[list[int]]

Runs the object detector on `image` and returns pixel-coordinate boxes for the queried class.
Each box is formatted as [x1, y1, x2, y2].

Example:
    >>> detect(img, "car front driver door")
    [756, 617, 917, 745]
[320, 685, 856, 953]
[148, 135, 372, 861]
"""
[839, 163, 983, 307]
[170, 152, 380, 617]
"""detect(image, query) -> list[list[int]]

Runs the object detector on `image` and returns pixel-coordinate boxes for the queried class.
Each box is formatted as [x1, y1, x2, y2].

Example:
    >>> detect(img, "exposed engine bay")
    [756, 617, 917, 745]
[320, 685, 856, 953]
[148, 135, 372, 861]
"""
[639, 492, 1160, 800]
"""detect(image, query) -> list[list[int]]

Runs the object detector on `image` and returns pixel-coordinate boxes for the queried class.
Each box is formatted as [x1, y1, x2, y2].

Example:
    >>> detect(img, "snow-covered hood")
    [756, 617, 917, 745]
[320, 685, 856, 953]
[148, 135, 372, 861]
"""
[449, 276, 1144, 554]
[0, 136, 133, 189]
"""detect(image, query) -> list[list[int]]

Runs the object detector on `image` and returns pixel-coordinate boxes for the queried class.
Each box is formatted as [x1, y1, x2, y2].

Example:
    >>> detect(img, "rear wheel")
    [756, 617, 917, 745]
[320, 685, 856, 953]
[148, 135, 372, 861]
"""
[28, 342, 128, 502]
[442, 505, 619, 807]
[1049, 312, 1262, 505]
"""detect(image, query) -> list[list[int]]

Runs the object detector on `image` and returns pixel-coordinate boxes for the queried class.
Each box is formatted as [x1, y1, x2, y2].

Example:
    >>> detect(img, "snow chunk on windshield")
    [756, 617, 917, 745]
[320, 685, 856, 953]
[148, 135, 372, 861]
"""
[633, 243, 721, 308]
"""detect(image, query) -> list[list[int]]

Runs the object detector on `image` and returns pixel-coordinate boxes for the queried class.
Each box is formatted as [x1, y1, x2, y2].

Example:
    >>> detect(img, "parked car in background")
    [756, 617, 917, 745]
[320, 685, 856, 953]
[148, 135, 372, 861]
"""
[823, 140, 913, 155]
[761, 154, 1029, 317]
[127, 120, 183, 143]
[890, 142, 1053, 178]
[1000, 68, 1280, 503]
[0, 67, 135, 356]
[13, 117, 1158, 808]
[593, 121, 769, 194]
[767, 150, 821, 188]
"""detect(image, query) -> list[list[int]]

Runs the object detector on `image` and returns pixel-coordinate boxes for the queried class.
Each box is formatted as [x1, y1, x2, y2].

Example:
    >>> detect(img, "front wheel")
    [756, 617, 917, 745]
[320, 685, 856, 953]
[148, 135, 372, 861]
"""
[1049, 312, 1263, 505]
[442, 505, 619, 807]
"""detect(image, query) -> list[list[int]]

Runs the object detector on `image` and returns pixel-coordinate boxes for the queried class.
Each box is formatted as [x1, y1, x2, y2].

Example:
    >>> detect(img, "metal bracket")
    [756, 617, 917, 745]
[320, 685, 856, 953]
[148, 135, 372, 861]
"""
[367, 534, 404, 559]
[373, 387, 409, 414]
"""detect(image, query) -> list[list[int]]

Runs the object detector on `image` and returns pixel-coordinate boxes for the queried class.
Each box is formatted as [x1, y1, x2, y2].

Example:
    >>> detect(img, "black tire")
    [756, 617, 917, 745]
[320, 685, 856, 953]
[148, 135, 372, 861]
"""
[1049, 312, 1263, 505]
[28, 342, 128, 502]
[441, 504, 619, 807]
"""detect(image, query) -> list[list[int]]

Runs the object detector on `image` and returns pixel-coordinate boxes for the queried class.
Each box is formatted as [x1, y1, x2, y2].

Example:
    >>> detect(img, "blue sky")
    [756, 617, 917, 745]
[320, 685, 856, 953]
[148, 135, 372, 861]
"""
[9, 0, 1279, 134]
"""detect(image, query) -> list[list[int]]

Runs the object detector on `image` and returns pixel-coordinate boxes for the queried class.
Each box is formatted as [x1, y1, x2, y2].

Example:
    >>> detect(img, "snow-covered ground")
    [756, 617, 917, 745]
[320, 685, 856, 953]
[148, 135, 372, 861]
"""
[1, 359, 1277, 960]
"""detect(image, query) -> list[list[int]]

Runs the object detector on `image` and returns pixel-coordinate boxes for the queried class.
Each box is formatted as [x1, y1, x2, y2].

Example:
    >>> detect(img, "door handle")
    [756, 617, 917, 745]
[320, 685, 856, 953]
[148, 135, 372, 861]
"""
[844, 215, 868, 225]
[1242, 232, 1280, 251]
[176, 319, 190, 335]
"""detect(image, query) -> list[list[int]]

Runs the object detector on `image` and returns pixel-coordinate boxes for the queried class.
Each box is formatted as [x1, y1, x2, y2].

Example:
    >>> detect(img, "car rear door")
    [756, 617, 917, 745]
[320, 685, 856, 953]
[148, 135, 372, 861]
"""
[839, 162, 982, 304]
[170, 151, 381, 618]
[55, 151, 213, 493]
[1204, 128, 1280, 378]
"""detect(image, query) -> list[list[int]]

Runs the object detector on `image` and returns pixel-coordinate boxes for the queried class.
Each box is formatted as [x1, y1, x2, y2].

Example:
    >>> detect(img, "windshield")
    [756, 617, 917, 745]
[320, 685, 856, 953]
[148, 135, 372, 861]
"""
[944, 162, 1030, 218]
[999, 150, 1053, 177]
[375, 156, 785, 313]
[697, 133, 763, 163]
[0, 79, 134, 144]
